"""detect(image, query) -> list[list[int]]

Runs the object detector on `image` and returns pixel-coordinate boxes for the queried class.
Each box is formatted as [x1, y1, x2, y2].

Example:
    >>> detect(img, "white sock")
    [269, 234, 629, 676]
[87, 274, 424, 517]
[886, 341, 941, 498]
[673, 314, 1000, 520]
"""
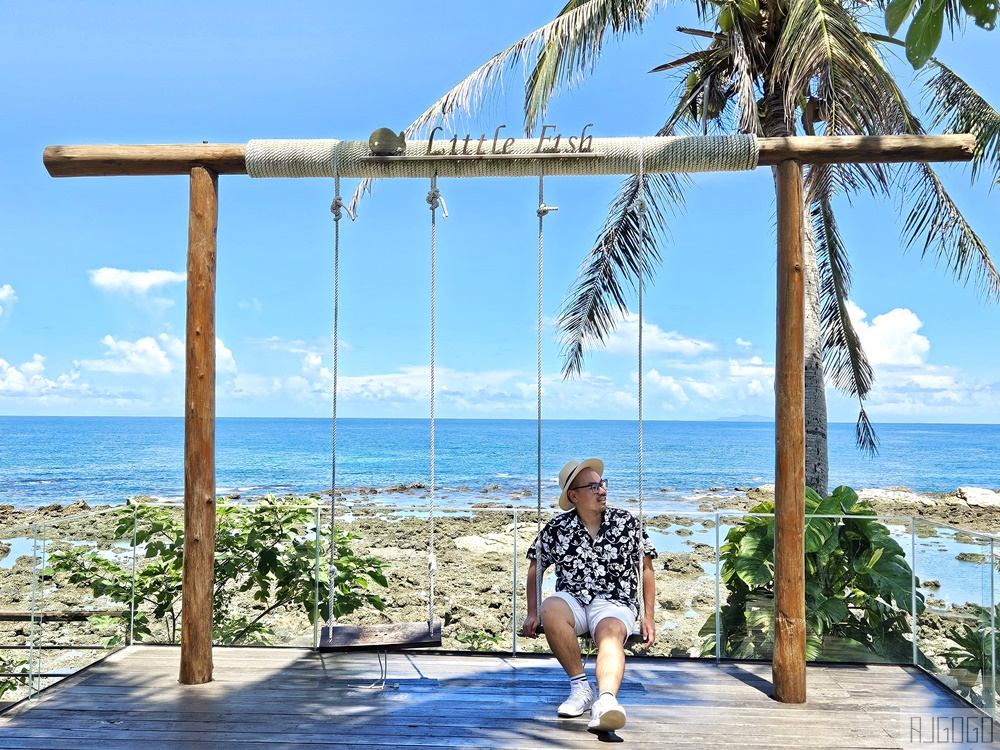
[569, 673, 587, 685]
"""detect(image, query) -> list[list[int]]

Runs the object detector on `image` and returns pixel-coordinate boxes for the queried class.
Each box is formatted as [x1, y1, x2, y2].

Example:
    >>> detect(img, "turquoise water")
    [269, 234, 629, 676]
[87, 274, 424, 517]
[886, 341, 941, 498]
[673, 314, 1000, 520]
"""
[1, 416, 999, 509]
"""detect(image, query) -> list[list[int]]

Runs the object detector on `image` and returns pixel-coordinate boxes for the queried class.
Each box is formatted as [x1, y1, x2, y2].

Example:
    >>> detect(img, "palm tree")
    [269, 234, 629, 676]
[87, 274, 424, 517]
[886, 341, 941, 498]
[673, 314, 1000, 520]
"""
[404, 0, 1000, 495]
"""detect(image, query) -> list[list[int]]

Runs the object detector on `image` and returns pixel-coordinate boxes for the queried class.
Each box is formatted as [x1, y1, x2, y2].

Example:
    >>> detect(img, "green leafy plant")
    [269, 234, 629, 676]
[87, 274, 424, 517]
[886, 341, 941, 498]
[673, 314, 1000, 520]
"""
[940, 603, 997, 703]
[49, 496, 388, 646]
[701, 485, 924, 662]
[455, 629, 504, 651]
[0, 651, 29, 698]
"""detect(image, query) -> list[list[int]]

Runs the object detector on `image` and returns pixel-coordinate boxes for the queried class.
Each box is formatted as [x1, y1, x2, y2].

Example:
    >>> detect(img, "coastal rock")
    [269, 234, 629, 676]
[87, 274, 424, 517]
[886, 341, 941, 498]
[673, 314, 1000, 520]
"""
[956, 486, 1000, 509]
[856, 488, 936, 507]
[659, 552, 704, 576]
[746, 485, 775, 503]
[453, 534, 513, 556]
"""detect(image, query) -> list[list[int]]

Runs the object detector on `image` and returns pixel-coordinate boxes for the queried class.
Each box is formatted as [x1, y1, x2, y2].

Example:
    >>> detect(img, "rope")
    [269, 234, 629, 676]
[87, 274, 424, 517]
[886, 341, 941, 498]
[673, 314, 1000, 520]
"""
[327, 144, 354, 628]
[426, 173, 444, 632]
[246, 135, 759, 179]
[633, 139, 648, 624]
[534, 167, 558, 617]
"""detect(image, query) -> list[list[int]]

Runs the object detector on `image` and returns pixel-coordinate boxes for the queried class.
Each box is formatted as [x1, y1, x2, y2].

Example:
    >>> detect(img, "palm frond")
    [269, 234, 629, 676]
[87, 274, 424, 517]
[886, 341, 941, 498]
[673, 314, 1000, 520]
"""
[524, 0, 659, 134]
[558, 171, 688, 377]
[855, 407, 880, 458]
[728, 18, 764, 135]
[774, 0, 919, 137]
[811, 190, 878, 455]
[805, 155, 890, 205]
[899, 162, 1000, 301]
[922, 60, 1000, 187]
[409, 0, 659, 138]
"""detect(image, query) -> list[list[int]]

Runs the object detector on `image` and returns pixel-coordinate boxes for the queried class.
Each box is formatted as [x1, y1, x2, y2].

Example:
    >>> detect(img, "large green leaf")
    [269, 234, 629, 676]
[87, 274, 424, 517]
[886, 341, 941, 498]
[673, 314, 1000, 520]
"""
[735, 531, 774, 586]
[885, 0, 919, 35]
[905, 0, 945, 68]
[960, 0, 998, 28]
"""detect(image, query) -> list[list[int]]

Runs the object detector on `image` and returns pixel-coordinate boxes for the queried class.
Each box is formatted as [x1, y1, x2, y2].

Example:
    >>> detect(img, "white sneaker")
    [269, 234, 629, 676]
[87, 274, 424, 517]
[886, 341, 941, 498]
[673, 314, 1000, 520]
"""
[588, 693, 627, 732]
[557, 680, 594, 717]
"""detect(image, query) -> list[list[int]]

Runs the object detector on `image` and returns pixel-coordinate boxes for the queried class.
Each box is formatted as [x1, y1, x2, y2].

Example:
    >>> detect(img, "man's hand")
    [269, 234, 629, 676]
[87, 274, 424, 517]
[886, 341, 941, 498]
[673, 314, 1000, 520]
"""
[641, 614, 656, 648]
[522, 613, 540, 638]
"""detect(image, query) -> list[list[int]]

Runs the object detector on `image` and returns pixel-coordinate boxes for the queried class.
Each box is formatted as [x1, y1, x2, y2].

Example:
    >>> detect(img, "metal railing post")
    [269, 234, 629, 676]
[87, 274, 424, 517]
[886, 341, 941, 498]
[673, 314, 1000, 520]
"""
[991, 536, 996, 716]
[911, 517, 918, 666]
[512, 509, 518, 657]
[27, 524, 39, 699]
[715, 512, 722, 665]
[129, 506, 138, 646]
[313, 506, 321, 650]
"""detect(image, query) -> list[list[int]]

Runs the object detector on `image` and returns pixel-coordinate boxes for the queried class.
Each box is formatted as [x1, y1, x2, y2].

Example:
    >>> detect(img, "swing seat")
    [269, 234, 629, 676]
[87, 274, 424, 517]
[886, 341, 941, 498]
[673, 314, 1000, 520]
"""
[319, 622, 442, 652]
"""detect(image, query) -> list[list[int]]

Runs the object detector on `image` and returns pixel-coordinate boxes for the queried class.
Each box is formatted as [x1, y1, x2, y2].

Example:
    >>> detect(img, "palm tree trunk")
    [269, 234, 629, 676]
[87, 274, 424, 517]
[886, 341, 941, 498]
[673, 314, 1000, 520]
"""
[801, 214, 829, 497]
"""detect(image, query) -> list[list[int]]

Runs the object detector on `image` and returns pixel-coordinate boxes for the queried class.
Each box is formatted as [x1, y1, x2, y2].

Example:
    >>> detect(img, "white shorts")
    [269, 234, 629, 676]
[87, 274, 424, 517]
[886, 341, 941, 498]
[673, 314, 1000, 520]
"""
[546, 592, 635, 637]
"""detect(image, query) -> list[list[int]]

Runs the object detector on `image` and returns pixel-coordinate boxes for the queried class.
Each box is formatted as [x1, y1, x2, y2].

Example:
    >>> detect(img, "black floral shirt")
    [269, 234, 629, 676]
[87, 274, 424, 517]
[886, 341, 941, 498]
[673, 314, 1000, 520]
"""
[527, 507, 657, 619]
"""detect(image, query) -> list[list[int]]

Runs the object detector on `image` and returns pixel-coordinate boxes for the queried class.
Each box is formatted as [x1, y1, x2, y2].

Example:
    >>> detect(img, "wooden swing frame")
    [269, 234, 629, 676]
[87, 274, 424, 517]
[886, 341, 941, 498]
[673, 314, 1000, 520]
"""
[43, 133, 975, 702]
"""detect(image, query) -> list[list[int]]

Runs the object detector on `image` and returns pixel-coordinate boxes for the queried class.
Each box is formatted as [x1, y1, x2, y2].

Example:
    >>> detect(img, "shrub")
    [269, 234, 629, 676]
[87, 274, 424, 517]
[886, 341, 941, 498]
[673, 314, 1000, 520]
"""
[48, 496, 388, 645]
[701, 485, 924, 662]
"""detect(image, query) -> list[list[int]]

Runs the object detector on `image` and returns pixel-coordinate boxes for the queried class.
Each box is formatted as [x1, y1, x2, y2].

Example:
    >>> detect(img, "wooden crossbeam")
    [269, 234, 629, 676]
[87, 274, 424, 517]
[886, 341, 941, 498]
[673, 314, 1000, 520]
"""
[43, 134, 976, 177]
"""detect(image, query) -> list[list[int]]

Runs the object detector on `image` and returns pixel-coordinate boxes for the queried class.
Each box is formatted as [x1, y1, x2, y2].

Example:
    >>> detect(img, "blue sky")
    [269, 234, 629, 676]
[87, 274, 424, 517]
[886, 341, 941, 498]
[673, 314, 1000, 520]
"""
[1, 2, 997, 423]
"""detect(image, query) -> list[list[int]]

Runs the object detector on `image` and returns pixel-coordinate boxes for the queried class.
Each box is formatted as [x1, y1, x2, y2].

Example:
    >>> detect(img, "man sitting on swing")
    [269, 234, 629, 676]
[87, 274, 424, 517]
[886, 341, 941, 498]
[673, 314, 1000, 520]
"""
[522, 458, 657, 733]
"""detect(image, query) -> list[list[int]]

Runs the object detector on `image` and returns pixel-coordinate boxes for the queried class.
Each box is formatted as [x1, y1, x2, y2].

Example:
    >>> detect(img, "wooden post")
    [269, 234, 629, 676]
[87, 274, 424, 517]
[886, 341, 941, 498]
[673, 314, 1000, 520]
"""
[179, 166, 218, 685]
[773, 159, 807, 703]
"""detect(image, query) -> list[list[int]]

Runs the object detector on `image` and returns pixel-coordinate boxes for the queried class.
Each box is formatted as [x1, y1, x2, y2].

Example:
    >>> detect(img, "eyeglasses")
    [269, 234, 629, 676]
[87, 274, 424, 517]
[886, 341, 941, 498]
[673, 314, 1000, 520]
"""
[568, 479, 609, 494]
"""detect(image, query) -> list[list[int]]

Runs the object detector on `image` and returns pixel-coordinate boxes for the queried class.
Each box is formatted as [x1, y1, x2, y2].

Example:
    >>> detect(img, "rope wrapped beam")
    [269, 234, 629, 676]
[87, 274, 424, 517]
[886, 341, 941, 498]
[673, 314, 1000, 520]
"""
[245, 136, 758, 178]
[43, 135, 976, 178]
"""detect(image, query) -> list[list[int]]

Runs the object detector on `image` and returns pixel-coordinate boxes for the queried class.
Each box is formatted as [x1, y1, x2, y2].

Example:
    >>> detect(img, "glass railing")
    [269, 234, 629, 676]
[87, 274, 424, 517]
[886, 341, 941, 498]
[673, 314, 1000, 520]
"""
[1, 499, 996, 720]
[0, 507, 133, 703]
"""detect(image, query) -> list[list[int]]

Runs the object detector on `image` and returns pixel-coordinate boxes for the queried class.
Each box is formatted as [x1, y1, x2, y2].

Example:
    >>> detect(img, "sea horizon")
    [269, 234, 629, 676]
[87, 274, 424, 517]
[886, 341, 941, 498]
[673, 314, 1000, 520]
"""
[2, 416, 999, 510]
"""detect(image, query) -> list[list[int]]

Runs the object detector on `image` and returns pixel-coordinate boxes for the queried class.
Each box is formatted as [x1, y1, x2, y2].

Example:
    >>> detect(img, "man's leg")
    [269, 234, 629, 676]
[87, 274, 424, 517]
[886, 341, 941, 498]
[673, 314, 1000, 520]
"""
[592, 616, 627, 696]
[587, 616, 629, 732]
[538, 596, 583, 677]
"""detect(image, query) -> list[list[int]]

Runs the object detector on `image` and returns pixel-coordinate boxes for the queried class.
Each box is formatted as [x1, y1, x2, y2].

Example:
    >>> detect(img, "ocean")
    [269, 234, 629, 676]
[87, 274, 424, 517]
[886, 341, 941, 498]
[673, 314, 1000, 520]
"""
[1, 417, 998, 510]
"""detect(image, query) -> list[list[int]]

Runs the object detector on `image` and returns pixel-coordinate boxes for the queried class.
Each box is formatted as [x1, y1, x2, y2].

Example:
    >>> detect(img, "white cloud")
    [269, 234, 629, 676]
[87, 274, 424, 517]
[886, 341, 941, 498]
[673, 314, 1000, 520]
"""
[82, 334, 180, 375]
[831, 302, 1000, 419]
[847, 302, 929, 365]
[646, 369, 691, 404]
[0, 284, 17, 318]
[89, 268, 186, 295]
[644, 355, 775, 410]
[735, 338, 753, 349]
[20, 354, 45, 377]
[604, 312, 716, 357]
[80, 333, 236, 377]
[0, 356, 92, 399]
[216, 338, 237, 373]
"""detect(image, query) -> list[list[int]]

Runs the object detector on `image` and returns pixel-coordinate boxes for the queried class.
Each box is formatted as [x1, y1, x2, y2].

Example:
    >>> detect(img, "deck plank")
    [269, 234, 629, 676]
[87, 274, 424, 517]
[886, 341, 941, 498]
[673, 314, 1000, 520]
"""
[0, 646, 996, 749]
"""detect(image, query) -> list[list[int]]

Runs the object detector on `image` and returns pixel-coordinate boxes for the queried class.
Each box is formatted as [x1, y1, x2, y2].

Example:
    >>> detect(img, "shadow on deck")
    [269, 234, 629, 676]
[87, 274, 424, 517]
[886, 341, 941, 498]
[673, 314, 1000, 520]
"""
[0, 646, 996, 749]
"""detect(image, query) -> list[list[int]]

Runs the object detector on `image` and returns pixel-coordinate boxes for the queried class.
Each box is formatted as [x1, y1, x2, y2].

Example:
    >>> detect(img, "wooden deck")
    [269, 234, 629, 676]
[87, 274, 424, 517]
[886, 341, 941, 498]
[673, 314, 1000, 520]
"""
[0, 646, 996, 749]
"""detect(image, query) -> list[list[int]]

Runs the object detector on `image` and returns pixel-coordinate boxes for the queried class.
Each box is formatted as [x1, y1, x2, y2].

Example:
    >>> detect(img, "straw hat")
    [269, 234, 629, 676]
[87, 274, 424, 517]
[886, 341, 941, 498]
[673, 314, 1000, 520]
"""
[558, 458, 604, 511]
